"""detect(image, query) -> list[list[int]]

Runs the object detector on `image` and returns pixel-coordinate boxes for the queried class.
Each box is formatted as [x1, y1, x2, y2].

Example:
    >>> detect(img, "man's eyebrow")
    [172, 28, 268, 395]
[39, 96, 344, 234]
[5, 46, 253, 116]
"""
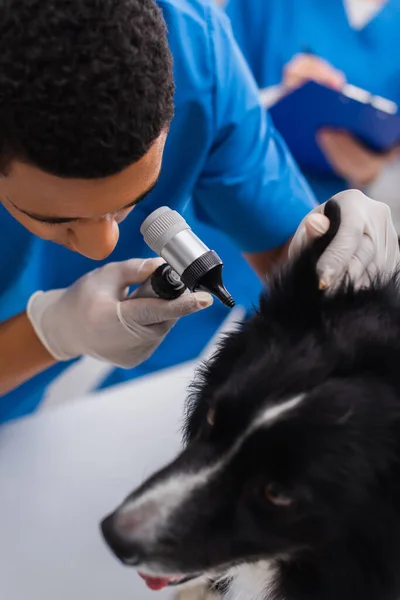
[5, 178, 159, 224]
[121, 180, 159, 210]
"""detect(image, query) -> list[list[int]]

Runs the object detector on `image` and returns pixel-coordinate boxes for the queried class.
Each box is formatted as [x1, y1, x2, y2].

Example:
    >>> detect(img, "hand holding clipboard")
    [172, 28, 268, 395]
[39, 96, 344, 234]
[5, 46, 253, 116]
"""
[267, 79, 400, 178]
[264, 51, 400, 180]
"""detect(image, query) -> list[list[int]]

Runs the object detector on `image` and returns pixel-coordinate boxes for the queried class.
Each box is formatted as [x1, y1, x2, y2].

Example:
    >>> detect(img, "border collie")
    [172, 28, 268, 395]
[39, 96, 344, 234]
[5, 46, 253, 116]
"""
[101, 200, 400, 600]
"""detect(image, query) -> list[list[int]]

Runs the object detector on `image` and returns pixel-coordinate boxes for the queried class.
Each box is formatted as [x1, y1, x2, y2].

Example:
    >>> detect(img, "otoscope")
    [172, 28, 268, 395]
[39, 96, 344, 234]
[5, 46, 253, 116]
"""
[133, 207, 235, 308]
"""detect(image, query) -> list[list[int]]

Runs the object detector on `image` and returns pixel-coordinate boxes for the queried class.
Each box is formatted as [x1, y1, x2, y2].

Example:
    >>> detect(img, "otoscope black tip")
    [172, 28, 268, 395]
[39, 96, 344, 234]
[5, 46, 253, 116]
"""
[225, 296, 236, 308]
[221, 293, 235, 309]
[206, 283, 235, 309]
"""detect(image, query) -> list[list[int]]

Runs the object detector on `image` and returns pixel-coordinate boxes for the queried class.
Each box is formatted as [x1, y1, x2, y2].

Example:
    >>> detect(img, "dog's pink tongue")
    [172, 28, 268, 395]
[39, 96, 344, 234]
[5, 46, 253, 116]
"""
[139, 573, 171, 591]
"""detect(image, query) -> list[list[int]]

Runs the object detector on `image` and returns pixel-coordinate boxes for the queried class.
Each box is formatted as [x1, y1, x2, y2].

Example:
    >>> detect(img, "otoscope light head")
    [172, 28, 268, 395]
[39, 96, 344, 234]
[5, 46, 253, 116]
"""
[179, 250, 235, 308]
[140, 207, 235, 308]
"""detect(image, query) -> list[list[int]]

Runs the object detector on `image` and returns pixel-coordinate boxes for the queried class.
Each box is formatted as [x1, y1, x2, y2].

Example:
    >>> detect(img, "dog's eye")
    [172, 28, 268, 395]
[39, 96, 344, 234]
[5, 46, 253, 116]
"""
[264, 484, 293, 507]
[207, 407, 215, 426]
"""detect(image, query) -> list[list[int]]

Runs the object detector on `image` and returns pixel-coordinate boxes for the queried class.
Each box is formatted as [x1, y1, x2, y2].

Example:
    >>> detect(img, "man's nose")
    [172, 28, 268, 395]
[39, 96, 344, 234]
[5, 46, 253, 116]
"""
[101, 512, 143, 566]
[67, 218, 120, 260]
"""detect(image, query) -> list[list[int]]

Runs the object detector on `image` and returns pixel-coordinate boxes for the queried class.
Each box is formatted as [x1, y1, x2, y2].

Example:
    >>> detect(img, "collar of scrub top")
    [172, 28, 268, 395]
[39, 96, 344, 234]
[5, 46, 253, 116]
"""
[343, 0, 388, 29]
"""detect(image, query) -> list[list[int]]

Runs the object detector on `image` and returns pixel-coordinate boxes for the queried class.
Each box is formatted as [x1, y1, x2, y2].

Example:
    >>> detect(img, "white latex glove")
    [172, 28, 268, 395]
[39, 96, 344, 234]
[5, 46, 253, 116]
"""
[289, 190, 400, 289]
[27, 258, 213, 368]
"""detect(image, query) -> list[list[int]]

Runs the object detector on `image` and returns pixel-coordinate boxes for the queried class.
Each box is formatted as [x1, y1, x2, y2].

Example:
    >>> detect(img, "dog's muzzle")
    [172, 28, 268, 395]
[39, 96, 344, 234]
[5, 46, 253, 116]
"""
[101, 512, 142, 566]
[101, 511, 200, 591]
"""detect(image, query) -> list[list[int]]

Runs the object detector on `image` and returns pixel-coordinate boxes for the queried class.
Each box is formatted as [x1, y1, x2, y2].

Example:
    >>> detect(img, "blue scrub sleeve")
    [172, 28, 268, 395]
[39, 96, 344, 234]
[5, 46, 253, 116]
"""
[193, 4, 316, 254]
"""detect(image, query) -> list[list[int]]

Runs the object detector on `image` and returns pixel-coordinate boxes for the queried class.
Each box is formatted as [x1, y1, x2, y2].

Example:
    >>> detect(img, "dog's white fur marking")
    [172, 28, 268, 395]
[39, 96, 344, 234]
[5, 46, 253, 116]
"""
[119, 395, 305, 545]
[176, 581, 220, 600]
[224, 562, 277, 600]
[175, 562, 277, 600]
[118, 469, 217, 545]
[253, 395, 305, 430]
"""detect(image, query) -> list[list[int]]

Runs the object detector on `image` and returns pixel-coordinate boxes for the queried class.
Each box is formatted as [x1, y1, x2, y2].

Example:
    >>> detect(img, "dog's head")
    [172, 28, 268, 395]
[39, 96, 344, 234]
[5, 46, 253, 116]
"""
[101, 202, 400, 591]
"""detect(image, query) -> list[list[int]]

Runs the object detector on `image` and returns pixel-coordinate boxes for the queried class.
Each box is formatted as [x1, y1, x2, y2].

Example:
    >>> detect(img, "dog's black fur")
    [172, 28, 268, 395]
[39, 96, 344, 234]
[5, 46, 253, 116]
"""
[103, 200, 400, 600]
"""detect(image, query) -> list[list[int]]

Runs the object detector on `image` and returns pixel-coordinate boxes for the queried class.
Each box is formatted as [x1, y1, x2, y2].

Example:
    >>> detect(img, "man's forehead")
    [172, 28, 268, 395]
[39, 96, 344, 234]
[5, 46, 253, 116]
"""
[4, 177, 160, 223]
[0, 156, 162, 221]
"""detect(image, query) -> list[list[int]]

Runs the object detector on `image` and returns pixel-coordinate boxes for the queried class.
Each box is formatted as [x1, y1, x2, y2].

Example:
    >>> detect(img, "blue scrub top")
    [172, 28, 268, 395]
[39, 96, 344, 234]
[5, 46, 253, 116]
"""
[226, 0, 400, 202]
[0, 0, 315, 424]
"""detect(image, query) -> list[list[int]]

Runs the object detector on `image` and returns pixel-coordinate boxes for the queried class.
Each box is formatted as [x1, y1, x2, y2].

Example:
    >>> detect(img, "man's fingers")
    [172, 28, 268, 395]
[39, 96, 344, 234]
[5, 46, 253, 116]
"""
[317, 221, 363, 288]
[315, 191, 369, 288]
[106, 258, 165, 289]
[291, 190, 399, 291]
[345, 236, 375, 286]
[384, 213, 400, 273]
[305, 213, 330, 239]
[352, 262, 379, 290]
[120, 291, 213, 327]
[292, 211, 362, 289]
[288, 213, 329, 261]
[289, 213, 329, 262]
[162, 292, 213, 320]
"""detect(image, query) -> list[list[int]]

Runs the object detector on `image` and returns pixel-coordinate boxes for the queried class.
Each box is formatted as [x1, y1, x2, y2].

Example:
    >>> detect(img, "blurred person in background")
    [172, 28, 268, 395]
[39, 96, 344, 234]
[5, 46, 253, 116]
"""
[224, 0, 400, 230]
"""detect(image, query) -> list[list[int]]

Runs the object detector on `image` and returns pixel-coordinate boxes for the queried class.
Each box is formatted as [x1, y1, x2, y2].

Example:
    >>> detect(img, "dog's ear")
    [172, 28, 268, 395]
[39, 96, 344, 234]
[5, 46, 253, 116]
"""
[258, 200, 342, 334]
[184, 324, 254, 443]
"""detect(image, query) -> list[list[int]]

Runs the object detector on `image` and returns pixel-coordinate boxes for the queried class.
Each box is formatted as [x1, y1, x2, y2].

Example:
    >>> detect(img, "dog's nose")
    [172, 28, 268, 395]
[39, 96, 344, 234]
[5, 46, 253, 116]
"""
[100, 513, 142, 566]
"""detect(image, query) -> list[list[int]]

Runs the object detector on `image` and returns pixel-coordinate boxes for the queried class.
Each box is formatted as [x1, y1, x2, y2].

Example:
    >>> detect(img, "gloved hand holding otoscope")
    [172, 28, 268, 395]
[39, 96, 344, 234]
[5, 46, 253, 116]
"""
[133, 207, 235, 308]
[25, 206, 234, 378]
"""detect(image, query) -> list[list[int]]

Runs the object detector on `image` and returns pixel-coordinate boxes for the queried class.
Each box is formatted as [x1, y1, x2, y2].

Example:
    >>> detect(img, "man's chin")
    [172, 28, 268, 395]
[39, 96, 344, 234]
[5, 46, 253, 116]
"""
[56, 240, 76, 252]
[61, 242, 76, 251]
[44, 238, 76, 251]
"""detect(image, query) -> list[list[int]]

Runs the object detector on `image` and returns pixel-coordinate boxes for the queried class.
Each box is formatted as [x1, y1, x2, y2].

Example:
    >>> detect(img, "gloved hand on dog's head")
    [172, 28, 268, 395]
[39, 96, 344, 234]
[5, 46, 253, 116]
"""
[289, 189, 400, 289]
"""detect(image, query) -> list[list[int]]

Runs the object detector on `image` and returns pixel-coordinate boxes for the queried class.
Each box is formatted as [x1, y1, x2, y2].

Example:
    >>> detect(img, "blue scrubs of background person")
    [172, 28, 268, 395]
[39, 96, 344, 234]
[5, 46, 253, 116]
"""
[0, 0, 316, 423]
[225, 0, 400, 204]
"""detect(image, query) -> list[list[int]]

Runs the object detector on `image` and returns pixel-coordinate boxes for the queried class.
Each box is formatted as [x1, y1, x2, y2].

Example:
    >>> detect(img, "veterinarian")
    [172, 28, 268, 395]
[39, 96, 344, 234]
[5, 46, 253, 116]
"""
[225, 0, 400, 205]
[0, 0, 398, 423]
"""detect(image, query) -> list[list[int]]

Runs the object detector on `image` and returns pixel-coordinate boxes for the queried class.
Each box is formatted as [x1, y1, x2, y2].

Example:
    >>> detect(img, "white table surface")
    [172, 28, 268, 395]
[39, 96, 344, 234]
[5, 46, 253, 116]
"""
[0, 308, 244, 600]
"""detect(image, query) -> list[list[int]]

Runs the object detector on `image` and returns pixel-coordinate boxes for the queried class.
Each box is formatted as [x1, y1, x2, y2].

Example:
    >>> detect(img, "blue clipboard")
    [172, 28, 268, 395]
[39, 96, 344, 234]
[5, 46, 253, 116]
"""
[268, 81, 400, 175]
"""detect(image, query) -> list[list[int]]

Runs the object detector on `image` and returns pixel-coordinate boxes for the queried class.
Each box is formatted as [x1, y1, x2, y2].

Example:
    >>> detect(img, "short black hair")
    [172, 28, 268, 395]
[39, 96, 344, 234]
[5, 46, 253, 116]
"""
[0, 0, 174, 178]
